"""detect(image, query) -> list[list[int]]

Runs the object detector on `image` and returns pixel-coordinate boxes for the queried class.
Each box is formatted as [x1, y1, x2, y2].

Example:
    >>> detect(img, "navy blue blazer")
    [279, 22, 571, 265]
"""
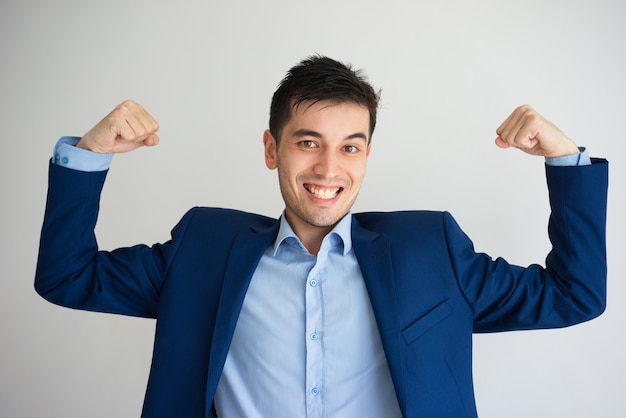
[36, 159, 608, 417]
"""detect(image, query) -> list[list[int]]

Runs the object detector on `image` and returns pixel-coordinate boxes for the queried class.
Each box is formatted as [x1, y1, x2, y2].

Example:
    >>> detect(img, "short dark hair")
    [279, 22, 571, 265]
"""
[269, 55, 380, 143]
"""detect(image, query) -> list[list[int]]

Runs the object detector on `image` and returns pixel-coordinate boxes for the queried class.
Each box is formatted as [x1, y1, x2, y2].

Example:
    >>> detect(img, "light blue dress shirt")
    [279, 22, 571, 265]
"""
[51, 136, 591, 417]
[214, 214, 402, 417]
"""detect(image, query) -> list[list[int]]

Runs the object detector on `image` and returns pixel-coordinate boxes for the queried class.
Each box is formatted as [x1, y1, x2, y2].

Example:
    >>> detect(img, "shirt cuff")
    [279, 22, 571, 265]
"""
[53, 136, 113, 172]
[545, 147, 591, 166]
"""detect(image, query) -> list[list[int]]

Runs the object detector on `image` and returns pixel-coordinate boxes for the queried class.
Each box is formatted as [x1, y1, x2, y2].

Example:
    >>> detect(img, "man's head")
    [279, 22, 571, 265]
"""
[263, 56, 380, 251]
[269, 55, 380, 143]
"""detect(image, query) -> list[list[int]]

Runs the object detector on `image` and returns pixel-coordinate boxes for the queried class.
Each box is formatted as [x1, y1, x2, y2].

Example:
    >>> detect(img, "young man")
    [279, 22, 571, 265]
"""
[36, 56, 608, 417]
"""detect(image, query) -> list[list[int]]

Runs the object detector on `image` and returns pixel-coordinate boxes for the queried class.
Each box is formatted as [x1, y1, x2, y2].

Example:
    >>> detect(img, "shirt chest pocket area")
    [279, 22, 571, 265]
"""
[401, 301, 452, 346]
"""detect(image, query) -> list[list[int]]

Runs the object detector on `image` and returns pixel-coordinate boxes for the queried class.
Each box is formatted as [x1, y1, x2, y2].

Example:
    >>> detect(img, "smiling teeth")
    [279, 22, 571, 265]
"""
[307, 185, 340, 199]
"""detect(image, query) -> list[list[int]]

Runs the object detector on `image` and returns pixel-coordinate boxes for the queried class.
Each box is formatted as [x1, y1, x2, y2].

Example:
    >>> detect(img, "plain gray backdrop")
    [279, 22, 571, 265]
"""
[1, 0, 624, 417]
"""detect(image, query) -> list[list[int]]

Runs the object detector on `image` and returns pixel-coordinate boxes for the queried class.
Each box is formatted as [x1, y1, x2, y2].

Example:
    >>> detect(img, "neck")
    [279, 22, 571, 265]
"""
[299, 234, 327, 256]
[297, 225, 334, 256]
[284, 215, 335, 256]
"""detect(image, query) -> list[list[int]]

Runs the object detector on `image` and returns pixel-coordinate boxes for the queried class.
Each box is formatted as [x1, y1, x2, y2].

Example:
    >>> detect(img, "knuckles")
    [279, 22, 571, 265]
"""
[515, 104, 541, 122]
[110, 100, 159, 139]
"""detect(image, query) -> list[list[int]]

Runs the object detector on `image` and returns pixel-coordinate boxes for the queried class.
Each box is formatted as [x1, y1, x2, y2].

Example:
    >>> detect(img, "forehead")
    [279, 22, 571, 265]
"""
[285, 100, 370, 133]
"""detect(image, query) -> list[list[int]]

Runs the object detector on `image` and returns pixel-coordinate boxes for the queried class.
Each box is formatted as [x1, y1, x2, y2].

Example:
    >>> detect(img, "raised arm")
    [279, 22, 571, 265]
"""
[35, 101, 173, 318]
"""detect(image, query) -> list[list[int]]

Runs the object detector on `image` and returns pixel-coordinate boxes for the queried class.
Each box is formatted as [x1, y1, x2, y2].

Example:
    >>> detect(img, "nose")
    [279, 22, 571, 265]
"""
[312, 148, 341, 178]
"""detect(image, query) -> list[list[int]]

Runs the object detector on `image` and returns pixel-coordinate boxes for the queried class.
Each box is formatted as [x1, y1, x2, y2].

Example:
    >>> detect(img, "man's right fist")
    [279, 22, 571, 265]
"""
[77, 100, 160, 154]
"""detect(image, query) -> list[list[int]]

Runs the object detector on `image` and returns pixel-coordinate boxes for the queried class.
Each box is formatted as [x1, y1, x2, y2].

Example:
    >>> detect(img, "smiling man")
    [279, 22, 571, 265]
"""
[35, 56, 608, 417]
[264, 100, 372, 254]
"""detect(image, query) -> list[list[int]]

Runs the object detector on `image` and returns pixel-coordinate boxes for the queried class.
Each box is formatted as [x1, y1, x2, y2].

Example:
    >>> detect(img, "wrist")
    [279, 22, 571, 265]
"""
[547, 141, 580, 158]
[53, 136, 113, 171]
[76, 136, 103, 153]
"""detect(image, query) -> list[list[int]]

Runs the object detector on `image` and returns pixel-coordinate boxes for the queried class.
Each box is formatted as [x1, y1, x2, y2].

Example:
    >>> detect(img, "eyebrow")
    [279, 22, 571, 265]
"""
[292, 129, 368, 142]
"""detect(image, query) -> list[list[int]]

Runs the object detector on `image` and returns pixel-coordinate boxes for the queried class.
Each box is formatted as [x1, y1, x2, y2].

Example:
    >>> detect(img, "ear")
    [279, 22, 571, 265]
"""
[366, 142, 372, 157]
[263, 130, 278, 169]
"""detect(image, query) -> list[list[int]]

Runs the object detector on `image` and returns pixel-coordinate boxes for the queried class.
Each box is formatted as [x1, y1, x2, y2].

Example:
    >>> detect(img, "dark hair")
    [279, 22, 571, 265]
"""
[269, 55, 380, 143]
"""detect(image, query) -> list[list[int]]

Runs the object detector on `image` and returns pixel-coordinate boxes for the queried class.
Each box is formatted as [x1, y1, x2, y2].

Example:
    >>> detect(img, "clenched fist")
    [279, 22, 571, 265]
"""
[495, 105, 579, 158]
[77, 100, 160, 154]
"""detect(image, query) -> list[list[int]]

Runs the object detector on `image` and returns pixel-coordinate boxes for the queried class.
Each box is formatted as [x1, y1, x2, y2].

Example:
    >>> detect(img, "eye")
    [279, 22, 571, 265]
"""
[299, 140, 317, 148]
[343, 144, 359, 153]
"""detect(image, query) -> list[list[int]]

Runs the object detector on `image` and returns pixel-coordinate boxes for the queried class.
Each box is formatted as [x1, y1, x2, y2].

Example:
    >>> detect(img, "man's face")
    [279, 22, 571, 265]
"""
[263, 100, 372, 240]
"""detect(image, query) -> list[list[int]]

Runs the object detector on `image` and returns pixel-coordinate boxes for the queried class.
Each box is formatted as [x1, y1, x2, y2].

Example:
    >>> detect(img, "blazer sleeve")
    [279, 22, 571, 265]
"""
[445, 159, 609, 332]
[34, 162, 194, 318]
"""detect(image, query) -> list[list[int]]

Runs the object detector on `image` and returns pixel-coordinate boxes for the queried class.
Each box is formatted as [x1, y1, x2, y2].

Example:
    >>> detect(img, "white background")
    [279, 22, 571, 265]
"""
[1, 1, 624, 417]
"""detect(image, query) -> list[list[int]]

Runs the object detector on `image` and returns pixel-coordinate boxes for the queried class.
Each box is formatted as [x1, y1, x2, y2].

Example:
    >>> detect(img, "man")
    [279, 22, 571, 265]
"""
[36, 56, 608, 417]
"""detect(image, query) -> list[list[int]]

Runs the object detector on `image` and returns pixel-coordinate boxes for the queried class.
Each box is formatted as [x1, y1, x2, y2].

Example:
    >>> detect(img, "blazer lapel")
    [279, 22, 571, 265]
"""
[204, 221, 279, 409]
[352, 217, 406, 416]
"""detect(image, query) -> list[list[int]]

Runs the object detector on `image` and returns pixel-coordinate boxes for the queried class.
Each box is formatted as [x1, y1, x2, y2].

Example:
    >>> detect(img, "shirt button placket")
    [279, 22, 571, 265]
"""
[305, 268, 323, 417]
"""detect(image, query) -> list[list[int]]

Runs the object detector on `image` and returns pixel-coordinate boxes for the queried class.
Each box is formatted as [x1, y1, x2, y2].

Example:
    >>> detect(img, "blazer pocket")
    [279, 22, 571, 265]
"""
[402, 301, 452, 345]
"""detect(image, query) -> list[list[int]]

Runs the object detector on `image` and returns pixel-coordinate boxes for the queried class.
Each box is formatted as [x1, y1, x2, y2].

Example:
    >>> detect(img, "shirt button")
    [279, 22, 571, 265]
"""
[311, 387, 320, 396]
[310, 332, 318, 340]
[309, 279, 317, 287]
[61, 157, 69, 164]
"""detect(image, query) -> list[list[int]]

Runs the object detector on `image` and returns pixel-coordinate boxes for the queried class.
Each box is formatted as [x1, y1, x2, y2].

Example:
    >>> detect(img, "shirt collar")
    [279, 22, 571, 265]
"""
[272, 212, 353, 256]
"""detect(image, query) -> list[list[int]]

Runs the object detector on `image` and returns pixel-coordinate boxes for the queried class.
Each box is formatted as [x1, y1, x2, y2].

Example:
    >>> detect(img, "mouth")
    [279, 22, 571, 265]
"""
[304, 184, 343, 200]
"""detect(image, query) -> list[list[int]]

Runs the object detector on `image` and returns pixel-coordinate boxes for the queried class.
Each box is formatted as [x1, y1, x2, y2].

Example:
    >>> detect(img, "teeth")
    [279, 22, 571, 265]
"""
[306, 185, 340, 199]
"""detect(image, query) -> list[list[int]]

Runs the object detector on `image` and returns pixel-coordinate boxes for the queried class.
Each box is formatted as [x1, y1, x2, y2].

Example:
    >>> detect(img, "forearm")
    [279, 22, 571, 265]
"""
[454, 159, 608, 331]
[34, 162, 165, 317]
[543, 158, 609, 320]
[35, 162, 110, 309]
